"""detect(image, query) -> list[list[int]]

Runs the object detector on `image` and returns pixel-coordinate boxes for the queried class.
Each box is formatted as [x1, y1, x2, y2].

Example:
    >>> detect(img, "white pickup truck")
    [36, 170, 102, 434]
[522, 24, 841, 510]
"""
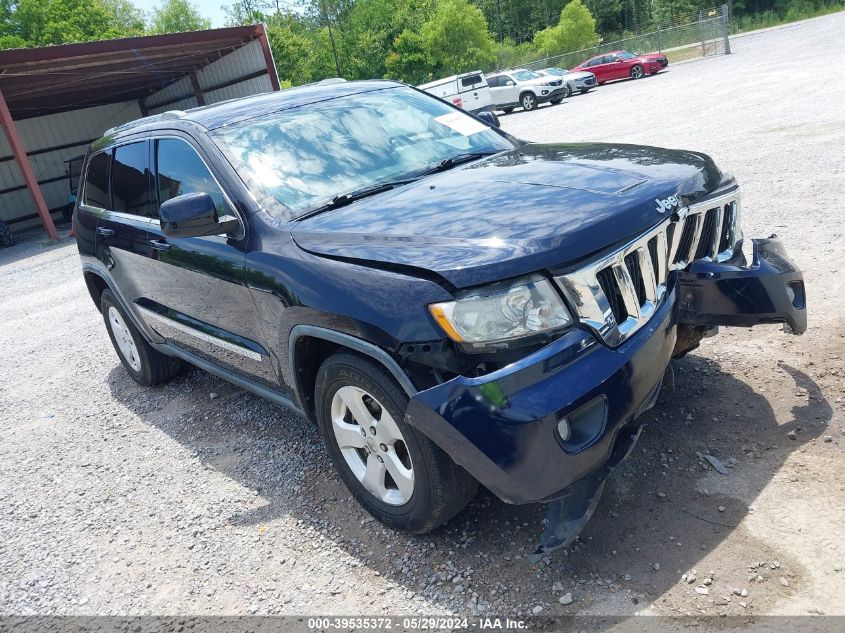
[418, 71, 493, 114]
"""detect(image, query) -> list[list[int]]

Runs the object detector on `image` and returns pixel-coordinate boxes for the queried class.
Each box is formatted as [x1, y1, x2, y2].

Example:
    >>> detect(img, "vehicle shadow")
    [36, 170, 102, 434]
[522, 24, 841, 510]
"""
[106, 350, 830, 617]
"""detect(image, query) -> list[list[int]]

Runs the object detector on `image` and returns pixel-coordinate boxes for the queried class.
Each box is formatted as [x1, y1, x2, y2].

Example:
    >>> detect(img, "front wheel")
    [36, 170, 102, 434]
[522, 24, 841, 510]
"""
[550, 98, 562, 105]
[579, 88, 591, 94]
[630, 64, 644, 79]
[502, 107, 514, 114]
[315, 351, 477, 533]
[564, 84, 573, 98]
[520, 92, 537, 111]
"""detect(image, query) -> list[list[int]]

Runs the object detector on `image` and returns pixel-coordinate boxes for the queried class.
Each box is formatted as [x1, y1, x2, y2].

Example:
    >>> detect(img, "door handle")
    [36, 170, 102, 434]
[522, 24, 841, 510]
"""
[149, 239, 172, 252]
[96, 227, 114, 237]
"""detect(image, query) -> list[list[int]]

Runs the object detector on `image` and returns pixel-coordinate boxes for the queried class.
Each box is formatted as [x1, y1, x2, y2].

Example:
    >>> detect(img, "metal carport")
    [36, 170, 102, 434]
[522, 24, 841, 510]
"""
[0, 24, 280, 244]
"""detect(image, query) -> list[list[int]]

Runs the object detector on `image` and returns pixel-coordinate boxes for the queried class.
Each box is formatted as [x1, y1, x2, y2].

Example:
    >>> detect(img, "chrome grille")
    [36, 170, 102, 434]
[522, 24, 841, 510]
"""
[554, 190, 741, 346]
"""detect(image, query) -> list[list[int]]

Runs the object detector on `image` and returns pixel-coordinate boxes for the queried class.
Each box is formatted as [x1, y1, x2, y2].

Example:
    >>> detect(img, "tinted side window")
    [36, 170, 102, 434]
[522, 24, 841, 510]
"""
[83, 151, 110, 209]
[460, 74, 482, 89]
[487, 76, 499, 88]
[155, 139, 227, 216]
[112, 141, 152, 217]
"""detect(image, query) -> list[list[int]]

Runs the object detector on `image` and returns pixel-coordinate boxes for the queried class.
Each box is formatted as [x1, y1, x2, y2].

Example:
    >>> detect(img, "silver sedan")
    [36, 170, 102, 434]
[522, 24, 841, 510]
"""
[537, 67, 598, 96]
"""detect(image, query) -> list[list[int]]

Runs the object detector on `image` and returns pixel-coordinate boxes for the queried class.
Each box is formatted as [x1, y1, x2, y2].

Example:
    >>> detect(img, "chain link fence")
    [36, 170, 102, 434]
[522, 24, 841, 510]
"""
[514, 5, 731, 73]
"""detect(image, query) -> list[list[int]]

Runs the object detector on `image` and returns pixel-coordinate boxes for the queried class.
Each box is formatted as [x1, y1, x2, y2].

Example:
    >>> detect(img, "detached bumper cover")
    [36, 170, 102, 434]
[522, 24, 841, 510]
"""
[405, 289, 678, 505]
[404, 239, 805, 508]
[677, 237, 807, 334]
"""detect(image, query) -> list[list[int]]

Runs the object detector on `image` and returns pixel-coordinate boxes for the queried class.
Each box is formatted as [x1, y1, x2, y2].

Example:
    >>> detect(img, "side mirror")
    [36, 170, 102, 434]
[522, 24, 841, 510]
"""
[506, 80, 515, 86]
[159, 192, 238, 238]
[477, 111, 501, 128]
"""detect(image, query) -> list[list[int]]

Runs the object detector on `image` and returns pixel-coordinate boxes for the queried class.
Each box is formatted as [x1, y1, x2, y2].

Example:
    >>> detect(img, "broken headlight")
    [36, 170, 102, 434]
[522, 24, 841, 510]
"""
[429, 277, 572, 350]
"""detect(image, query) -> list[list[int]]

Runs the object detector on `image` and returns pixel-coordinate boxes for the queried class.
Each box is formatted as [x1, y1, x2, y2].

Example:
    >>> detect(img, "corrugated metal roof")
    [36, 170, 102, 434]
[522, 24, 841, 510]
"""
[0, 25, 279, 119]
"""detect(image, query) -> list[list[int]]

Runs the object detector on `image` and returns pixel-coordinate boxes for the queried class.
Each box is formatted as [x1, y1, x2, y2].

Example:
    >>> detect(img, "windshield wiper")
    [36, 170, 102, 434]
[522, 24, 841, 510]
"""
[422, 151, 500, 175]
[297, 178, 418, 220]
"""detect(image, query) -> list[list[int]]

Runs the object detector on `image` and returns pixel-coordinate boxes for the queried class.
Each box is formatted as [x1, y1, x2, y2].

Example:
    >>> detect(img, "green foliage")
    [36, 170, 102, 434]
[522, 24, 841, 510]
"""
[533, 0, 599, 57]
[148, 0, 211, 34]
[420, 0, 495, 75]
[1, 0, 145, 47]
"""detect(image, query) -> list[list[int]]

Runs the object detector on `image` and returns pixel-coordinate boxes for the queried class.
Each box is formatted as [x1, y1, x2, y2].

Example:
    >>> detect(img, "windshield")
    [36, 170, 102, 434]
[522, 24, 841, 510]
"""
[618, 51, 638, 60]
[514, 70, 541, 81]
[545, 68, 566, 76]
[211, 86, 513, 220]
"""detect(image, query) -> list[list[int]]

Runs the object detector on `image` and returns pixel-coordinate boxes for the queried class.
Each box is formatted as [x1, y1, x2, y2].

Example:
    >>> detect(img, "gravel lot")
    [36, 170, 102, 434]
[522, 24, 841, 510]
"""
[1, 13, 844, 621]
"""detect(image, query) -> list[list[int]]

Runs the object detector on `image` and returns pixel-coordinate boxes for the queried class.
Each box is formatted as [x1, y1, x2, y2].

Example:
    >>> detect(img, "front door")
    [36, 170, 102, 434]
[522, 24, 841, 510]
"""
[142, 136, 275, 385]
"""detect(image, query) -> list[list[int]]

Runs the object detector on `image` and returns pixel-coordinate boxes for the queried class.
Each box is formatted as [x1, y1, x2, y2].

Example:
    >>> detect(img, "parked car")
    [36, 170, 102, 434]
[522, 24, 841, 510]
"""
[486, 69, 567, 112]
[573, 50, 667, 83]
[74, 81, 806, 554]
[418, 70, 492, 114]
[536, 67, 597, 96]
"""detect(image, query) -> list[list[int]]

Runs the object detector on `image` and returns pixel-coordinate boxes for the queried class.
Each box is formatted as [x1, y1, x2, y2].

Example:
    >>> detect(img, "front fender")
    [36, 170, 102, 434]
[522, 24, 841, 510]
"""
[676, 237, 807, 334]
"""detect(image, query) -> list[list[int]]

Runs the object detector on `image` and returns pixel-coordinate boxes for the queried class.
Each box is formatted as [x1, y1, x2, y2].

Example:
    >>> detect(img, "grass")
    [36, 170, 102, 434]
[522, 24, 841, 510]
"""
[729, 4, 845, 34]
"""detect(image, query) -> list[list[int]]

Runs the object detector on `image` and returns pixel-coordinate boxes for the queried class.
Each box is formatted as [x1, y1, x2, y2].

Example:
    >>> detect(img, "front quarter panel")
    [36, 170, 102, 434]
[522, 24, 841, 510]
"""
[244, 212, 455, 395]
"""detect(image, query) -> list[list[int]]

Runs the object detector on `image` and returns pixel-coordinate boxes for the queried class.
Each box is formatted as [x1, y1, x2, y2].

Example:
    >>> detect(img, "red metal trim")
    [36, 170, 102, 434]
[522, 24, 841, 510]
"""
[0, 88, 59, 240]
[257, 23, 281, 91]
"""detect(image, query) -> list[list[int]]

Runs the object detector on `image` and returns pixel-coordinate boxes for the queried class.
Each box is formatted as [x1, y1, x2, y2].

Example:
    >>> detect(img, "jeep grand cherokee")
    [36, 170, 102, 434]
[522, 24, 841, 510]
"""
[74, 81, 806, 555]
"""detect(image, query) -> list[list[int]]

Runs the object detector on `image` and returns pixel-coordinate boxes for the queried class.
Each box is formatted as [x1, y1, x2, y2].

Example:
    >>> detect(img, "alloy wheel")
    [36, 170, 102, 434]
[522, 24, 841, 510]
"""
[522, 94, 536, 110]
[330, 385, 414, 506]
[108, 306, 141, 372]
[631, 65, 644, 79]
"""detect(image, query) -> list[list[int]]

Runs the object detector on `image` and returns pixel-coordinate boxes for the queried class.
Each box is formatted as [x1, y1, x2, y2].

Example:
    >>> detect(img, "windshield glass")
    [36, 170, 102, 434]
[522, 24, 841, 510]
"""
[514, 70, 540, 80]
[211, 86, 513, 219]
[618, 51, 638, 60]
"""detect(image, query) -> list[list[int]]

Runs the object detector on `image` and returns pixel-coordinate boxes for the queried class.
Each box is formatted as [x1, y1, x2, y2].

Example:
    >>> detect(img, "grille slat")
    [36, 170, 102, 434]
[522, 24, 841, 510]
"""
[695, 208, 718, 259]
[554, 191, 739, 347]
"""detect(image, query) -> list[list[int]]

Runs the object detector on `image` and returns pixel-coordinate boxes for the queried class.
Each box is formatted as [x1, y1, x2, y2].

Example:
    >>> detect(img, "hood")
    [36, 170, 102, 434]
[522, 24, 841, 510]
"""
[564, 71, 594, 80]
[291, 143, 723, 289]
[639, 52, 666, 61]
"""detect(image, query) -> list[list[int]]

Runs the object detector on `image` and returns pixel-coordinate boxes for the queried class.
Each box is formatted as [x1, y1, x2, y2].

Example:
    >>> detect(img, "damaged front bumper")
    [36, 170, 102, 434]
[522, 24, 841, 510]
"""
[404, 236, 805, 556]
[677, 236, 806, 334]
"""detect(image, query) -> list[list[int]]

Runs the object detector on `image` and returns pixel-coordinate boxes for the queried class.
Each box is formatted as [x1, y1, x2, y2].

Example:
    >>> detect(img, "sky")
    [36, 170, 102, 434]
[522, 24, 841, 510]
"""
[133, 0, 229, 29]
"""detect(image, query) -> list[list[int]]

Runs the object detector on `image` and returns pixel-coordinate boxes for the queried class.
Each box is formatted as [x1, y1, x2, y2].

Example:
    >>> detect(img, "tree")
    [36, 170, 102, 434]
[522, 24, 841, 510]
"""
[148, 0, 211, 34]
[420, 0, 495, 76]
[1, 0, 144, 47]
[533, 0, 599, 57]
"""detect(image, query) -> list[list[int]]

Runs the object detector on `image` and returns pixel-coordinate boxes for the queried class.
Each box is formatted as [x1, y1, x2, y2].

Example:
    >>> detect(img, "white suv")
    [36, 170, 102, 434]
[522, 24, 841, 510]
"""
[486, 69, 567, 113]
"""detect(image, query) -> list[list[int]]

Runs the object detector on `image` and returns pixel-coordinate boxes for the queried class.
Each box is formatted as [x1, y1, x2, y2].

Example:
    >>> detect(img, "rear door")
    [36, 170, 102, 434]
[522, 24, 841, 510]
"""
[143, 135, 274, 385]
[84, 142, 160, 318]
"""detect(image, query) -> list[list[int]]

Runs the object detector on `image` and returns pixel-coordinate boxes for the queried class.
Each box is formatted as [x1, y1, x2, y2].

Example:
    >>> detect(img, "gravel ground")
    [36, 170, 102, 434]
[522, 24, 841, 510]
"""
[1, 13, 844, 621]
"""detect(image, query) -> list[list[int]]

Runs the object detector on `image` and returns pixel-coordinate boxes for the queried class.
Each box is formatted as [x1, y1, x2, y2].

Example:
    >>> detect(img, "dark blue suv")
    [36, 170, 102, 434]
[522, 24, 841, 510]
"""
[74, 80, 806, 555]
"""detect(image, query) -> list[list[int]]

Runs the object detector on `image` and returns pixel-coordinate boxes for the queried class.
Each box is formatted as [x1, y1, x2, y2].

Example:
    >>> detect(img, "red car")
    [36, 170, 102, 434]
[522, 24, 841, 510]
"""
[573, 50, 668, 84]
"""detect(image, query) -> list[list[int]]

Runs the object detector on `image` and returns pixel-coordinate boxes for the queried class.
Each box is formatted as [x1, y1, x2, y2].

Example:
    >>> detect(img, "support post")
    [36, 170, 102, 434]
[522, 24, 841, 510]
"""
[257, 23, 281, 91]
[0, 88, 58, 240]
[722, 4, 732, 55]
[189, 73, 206, 106]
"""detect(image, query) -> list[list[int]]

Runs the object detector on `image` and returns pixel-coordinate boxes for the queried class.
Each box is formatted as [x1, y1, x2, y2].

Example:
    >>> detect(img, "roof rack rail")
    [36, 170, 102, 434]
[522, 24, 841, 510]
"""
[104, 110, 187, 137]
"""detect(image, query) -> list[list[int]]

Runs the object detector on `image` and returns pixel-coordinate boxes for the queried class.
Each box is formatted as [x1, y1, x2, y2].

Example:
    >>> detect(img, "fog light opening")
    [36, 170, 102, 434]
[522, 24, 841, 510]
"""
[557, 417, 571, 441]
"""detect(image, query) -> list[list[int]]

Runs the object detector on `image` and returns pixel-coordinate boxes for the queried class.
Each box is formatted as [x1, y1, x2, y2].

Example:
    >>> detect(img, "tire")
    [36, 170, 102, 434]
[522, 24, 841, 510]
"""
[0, 221, 15, 248]
[520, 92, 538, 111]
[579, 88, 591, 94]
[503, 107, 514, 114]
[550, 98, 562, 105]
[630, 64, 644, 80]
[100, 289, 182, 386]
[564, 84, 573, 98]
[315, 351, 477, 533]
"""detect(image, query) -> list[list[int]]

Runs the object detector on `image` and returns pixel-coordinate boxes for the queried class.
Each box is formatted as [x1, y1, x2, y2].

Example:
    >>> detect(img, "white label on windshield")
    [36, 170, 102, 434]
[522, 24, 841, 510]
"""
[434, 112, 487, 136]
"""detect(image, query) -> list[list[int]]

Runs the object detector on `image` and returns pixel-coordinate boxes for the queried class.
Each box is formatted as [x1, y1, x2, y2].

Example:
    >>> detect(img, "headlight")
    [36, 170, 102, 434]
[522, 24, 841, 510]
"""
[429, 277, 572, 350]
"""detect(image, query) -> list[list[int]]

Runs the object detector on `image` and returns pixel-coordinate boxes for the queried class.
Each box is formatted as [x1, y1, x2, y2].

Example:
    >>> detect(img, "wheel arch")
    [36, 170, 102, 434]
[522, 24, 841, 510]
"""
[288, 325, 417, 420]
[83, 269, 110, 312]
